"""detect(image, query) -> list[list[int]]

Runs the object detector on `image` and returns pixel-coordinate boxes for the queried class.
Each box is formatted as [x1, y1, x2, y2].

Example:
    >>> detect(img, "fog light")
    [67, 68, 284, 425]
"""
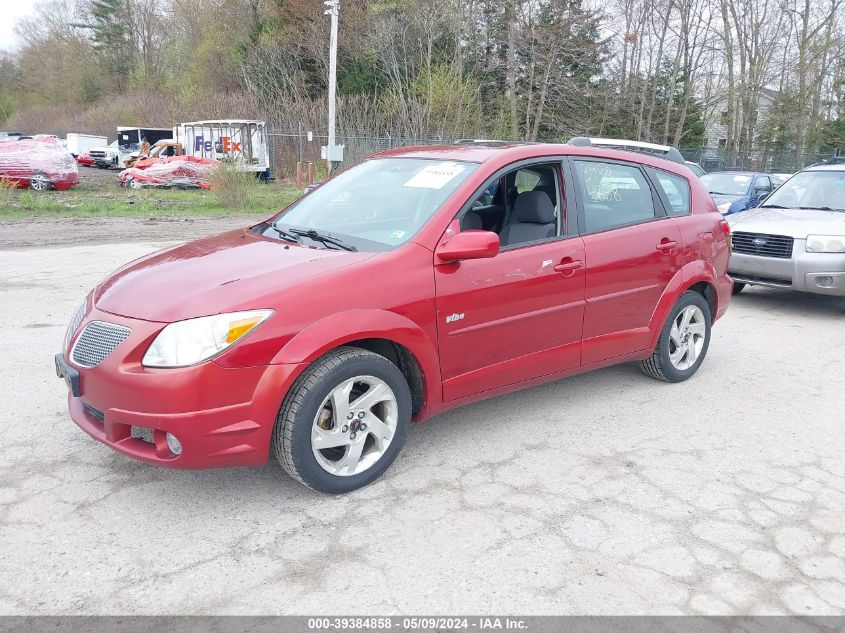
[166, 432, 183, 456]
[816, 276, 834, 287]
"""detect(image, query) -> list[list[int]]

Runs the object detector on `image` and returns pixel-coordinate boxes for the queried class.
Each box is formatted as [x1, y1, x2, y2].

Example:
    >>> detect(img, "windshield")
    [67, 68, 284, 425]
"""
[700, 173, 752, 196]
[761, 170, 845, 211]
[264, 158, 477, 251]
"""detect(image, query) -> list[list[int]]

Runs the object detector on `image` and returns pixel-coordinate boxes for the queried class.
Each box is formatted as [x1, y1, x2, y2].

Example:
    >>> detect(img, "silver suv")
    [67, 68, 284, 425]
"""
[727, 163, 845, 296]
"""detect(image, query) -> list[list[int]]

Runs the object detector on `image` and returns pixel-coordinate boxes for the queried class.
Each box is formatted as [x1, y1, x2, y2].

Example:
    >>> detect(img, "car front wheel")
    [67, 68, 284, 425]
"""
[272, 346, 412, 493]
[640, 290, 712, 383]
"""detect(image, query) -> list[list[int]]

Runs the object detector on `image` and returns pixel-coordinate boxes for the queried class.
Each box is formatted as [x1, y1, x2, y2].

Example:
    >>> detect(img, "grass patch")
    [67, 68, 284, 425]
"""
[0, 178, 301, 219]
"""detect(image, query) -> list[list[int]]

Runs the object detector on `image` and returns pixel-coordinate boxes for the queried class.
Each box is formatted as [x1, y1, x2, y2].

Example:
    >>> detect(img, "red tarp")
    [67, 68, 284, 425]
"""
[118, 155, 220, 189]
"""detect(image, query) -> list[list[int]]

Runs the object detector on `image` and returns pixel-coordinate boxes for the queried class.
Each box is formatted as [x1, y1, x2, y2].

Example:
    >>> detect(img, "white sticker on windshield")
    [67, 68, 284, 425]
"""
[404, 162, 466, 189]
[732, 175, 751, 183]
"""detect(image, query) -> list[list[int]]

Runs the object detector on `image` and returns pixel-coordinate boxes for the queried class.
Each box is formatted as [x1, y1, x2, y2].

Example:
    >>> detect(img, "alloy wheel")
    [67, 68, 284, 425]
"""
[311, 375, 398, 477]
[668, 305, 706, 370]
[30, 174, 50, 191]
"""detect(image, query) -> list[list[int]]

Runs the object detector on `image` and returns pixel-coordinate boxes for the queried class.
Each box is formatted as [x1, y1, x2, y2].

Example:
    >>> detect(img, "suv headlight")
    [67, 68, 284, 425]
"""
[806, 235, 845, 253]
[64, 300, 86, 351]
[142, 310, 273, 368]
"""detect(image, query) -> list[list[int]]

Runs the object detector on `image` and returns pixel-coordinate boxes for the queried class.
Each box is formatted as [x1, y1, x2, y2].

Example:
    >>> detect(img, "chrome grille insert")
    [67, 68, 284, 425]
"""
[732, 232, 794, 259]
[71, 321, 131, 368]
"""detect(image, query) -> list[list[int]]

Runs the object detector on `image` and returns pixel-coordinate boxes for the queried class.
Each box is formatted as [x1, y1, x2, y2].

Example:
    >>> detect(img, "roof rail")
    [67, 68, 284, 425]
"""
[454, 139, 535, 147]
[567, 137, 686, 166]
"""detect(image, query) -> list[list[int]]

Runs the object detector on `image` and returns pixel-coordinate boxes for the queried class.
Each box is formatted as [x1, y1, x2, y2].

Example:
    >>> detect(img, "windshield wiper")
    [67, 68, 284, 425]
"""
[289, 228, 358, 251]
[799, 206, 845, 212]
[760, 204, 790, 209]
[709, 191, 733, 196]
[269, 224, 302, 245]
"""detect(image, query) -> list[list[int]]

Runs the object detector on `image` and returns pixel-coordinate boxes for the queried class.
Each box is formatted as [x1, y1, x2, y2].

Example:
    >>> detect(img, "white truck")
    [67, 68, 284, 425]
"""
[88, 127, 172, 168]
[65, 133, 108, 157]
[173, 120, 271, 179]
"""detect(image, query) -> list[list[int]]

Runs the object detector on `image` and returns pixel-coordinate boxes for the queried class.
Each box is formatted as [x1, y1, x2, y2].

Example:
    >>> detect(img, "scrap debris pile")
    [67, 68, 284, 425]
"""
[0, 136, 79, 190]
[118, 155, 220, 189]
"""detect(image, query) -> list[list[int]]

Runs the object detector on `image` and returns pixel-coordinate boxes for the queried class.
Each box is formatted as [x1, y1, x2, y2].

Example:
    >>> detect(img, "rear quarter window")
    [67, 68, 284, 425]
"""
[647, 168, 691, 217]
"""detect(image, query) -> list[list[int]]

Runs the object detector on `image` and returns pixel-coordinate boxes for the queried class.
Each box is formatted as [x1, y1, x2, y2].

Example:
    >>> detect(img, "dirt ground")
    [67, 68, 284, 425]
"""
[0, 213, 268, 249]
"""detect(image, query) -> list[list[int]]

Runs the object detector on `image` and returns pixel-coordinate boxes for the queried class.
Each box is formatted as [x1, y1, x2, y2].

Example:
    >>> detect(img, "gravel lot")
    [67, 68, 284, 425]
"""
[1, 223, 844, 615]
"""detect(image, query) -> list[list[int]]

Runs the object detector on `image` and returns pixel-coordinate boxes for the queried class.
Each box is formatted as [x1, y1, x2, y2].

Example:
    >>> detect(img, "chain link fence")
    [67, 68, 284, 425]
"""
[678, 148, 837, 174]
[267, 127, 841, 179]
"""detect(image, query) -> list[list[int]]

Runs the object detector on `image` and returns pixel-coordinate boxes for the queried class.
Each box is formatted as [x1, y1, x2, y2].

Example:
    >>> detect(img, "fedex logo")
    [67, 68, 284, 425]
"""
[194, 136, 242, 153]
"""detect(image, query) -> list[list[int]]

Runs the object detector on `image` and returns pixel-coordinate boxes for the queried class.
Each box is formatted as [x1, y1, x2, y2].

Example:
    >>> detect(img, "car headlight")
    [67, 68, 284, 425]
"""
[142, 309, 273, 368]
[806, 235, 845, 253]
[717, 202, 732, 214]
[64, 300, 86, 351]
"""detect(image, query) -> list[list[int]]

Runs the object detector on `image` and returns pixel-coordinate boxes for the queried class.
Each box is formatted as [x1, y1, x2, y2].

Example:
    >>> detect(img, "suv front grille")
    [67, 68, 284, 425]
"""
[71, 321, 131, 367]
[732, 232, 794, 259]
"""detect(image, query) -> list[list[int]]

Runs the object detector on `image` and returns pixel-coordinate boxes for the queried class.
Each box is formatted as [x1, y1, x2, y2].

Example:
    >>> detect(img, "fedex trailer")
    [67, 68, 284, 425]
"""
[174, 120, 271, 179]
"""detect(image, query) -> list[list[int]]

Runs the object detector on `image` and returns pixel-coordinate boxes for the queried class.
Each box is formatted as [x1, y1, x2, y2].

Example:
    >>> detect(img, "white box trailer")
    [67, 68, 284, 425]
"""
[65, 133, 108, 157]
[174, 120, 271, 178]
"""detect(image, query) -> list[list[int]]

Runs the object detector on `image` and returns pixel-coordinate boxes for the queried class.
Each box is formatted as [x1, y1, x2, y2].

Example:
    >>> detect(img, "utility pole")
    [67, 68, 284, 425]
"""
[322, 0, 342, 175]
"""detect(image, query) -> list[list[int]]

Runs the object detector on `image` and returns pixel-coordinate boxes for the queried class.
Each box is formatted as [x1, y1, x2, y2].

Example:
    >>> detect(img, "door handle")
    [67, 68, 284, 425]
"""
[554, 259, 584, 275]
[656, 240, 678, 252]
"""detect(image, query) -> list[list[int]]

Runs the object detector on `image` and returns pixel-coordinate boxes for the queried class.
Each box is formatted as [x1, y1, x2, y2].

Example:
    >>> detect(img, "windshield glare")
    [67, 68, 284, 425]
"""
[267, 158, 477, 251]
[763, 170, 845, 211]
[700, 173, 752, 196]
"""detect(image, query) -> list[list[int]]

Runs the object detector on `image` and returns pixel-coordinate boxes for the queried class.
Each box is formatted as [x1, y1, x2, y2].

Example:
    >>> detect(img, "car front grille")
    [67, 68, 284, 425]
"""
[71, 321, 131, 367]
[732, 232, 794, 259]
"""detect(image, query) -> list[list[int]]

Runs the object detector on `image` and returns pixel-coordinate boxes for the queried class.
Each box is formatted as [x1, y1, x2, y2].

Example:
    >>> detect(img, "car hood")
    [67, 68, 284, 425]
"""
[726, 207, 845, 239]
[95, 229, 377, 322]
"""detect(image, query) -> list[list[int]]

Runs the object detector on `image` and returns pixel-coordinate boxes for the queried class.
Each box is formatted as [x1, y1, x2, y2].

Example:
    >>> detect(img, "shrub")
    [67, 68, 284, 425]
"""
[210, 161, 262, 212]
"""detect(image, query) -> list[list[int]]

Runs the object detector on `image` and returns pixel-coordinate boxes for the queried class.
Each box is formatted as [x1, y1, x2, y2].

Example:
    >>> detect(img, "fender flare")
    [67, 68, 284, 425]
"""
[270, 309, 443, 409]
[647, 260, 719, 350]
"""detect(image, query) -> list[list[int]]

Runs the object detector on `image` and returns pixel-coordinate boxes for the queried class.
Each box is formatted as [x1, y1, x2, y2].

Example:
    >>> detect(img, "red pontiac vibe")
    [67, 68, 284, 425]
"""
[56, 140, 733, 493]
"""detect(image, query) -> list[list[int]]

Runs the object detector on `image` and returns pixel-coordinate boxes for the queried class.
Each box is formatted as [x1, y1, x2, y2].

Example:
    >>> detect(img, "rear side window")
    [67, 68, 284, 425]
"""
[573, 160, 656, 232]
[647, 168, 691, 217]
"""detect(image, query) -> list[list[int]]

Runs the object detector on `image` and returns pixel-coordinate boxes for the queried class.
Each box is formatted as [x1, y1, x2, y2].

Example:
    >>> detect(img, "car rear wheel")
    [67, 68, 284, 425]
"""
[639, 291, 712, 383]
[732, 282, 746, 295]
[29, 173, 51, 191]
[272, 346, 411, 493]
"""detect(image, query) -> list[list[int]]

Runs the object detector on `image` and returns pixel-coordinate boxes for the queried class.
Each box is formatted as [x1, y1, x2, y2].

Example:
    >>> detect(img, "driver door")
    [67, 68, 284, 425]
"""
[434, 161, 586, 402]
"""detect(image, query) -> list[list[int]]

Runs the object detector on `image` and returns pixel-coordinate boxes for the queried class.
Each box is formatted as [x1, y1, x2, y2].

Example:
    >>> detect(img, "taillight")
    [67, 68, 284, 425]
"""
[720, 220, 732, 249]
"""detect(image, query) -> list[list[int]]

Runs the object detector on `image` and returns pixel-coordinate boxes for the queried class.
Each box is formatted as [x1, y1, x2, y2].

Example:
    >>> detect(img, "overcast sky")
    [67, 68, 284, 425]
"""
[0, 0, 38, 51]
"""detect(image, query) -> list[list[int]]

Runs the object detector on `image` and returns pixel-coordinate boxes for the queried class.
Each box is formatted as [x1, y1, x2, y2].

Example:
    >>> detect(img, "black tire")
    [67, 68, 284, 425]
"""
[272, 346, 412, 493]
[639, 290, 712, 383]
[732, 282, 746, 295]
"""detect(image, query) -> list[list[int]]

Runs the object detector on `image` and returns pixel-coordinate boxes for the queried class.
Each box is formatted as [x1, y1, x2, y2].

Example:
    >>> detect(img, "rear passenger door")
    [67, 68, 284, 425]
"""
[570, 159, 683, 365]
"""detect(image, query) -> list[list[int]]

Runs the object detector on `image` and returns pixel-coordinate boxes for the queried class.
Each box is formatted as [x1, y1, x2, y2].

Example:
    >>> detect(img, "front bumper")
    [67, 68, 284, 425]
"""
[57, 307, 306, 469]
[728, 239, 845, 296]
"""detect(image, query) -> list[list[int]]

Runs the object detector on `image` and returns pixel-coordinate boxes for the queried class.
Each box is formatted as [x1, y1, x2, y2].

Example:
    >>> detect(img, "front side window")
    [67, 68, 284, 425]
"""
[647, 167, 691, 217]
[264, 158, 478, 251]
[573, 160, 656, 232]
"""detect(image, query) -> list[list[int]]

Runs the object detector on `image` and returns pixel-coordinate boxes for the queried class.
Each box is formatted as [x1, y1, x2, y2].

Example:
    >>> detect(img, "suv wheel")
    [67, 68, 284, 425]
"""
[640, 291, 712, 383]
[272, 346, 411, 493]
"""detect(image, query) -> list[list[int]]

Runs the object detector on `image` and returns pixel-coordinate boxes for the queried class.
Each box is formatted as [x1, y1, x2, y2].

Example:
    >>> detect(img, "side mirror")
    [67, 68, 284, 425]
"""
[756, 191, 771, 204]
[436, 230, 500, 263]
